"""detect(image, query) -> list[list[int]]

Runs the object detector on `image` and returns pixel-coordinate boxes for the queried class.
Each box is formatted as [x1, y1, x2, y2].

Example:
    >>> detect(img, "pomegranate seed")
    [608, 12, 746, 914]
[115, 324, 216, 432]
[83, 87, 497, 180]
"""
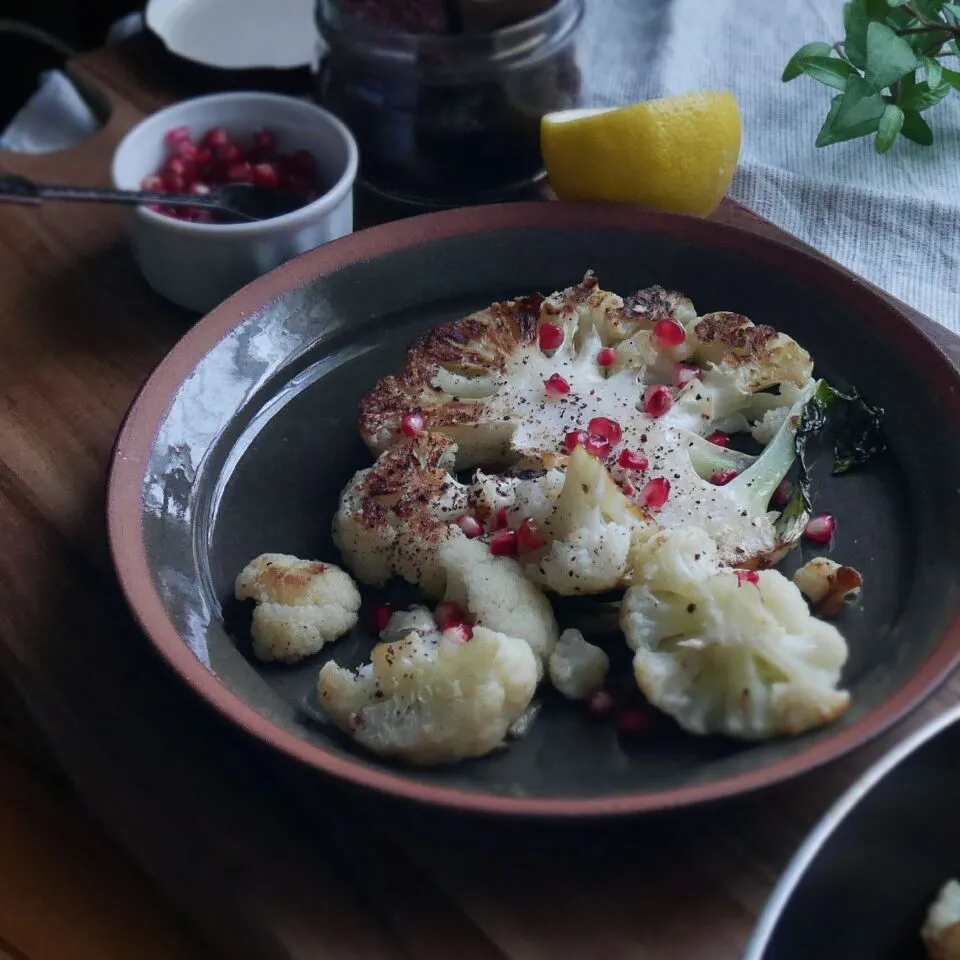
[493, 506, 510, 531]
[644, 384, 673, 417]
[287, 148, 317, 178]
[639, 477, 670, 509]
[172, 139, 199, 162]
[490, 529, 519, 557]
[772, 479, 793, 507]
[160, 172, 185, 193]
[597, 347, 617, 367]
[804, 514, 836, 543]
[444, 623, 473, 644]
[372, 603, 393, 632]
[200, 127, 230, 149]
[163, 155, 188, 177]
[563, 430, 589, 453]
[141, 174, 163, 192]
[617, 707, 653, 735]
[653, 319, 686, 347]
[279, 171, 305, 195]
[707, 431, 730, 447]
[538, 323, 565, 350]
[195, 147, 213, 169]
[673, 363, 701, 388]
[434, 600, 467, 630]
[544, 373, 571, 397]
[584, 434, 612, 459]
[400, 412, 424, 437]
[587, 416, 623, 446]
[456, 515, 483, 538]
[213, 142, 243, 165]
[252, 128, 277, 153]
[189, 181, 211, 195]
[710, 469, 738, 486]
[252, 162, 280, 188]
[517, 518, 546, 552]
[736, 570, 760, 585]
[622, 481, 636, 496]
[164, 125, 192, 146]
[226, 162, 254, 182]
[587, 689, 615, 716]
[618, 448, 649, 471]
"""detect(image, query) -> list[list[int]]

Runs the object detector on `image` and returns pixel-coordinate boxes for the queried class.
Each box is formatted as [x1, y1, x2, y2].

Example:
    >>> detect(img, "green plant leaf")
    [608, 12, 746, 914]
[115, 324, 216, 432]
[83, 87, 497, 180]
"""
[899, 79, 952, 109]
[901, 109, 934, 144]
[864, 21, 918, 90]
[797, 56, 860, 89]
[783, 41, 834, 81]
[875, 102, 904, 151]
[923, 56, 943, 87]
[945, 3, 960, 22]
[913, 0, 947, 15]
[816, 78, 888, 146]
[885, 0, 907, 6]
[943, 66, 960, 89]
[843, 0, 870, 68]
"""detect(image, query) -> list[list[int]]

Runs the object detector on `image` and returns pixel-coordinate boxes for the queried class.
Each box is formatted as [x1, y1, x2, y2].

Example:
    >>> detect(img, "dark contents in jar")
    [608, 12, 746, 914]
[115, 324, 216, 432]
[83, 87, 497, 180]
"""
[316, 0, 581, 206]
[143, 126, 325, 223]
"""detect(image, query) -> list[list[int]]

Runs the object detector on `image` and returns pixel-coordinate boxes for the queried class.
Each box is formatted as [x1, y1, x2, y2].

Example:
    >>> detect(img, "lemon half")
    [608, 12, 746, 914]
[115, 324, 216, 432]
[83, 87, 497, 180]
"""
[541, 91, 742, 217]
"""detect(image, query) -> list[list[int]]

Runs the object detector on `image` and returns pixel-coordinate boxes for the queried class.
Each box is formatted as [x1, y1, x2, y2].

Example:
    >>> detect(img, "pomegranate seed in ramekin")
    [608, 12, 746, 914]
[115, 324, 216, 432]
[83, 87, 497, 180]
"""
[252, 163, 281, 188]
[517, 518, 546, 552]
[673, 363, 701, 388]
[372, 603, 393, 632]
[164, 125, 192, 146]
[287, 149, 317, 178]
[805, 514, 836, 543]
[226, 162, 254, 183]
[490, 529, 519, 557]
[200, 127, 230, 149]
[639, 477, 670, 509]
[400, 412, 424, 438]
[706, 431, 730, 447]
[141, 174, 163, 191]
[735, 570, 760, 585]
[653, 319, 686, 347]
[644, 384, 673, 417]
[563, 429, 588, 454]
[618, 448, 649, 471]
[456, 515, 483, 538]
[587, 416, 623, 446]
[538, 323, 565, 351]
[252, 128, 277, 153]
[597, 347, 617, 368]
[544, 373, 571, 398]
[434, 600, 467, 630]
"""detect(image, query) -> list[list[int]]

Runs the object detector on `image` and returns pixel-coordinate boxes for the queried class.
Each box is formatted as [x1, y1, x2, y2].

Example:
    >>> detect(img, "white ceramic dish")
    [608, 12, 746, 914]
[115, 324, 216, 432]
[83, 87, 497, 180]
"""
[111, 91, 358, 314]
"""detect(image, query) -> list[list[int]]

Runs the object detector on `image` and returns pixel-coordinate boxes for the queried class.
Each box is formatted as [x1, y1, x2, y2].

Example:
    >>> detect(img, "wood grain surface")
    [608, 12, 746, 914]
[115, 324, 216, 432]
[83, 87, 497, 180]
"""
[0, 37, 958, 960]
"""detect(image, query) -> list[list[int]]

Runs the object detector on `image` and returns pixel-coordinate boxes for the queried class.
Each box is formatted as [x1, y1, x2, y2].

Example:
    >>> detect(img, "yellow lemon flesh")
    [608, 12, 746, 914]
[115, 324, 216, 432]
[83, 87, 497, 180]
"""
[541, 91, 742, 217]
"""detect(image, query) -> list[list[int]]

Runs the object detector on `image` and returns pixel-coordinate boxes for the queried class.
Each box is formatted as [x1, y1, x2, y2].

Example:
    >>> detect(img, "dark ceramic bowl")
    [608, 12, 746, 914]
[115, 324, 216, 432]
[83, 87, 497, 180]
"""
[745, 702, 960, 959]
[106, 202, 960, 817]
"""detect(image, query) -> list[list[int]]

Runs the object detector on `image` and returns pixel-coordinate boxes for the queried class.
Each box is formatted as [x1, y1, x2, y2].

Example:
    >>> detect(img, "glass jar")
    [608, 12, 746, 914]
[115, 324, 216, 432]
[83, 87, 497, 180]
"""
[313, 0, 584, 208]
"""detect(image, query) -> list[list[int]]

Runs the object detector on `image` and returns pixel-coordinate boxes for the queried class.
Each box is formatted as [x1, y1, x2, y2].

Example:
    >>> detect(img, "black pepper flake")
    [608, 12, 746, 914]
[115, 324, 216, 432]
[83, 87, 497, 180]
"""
[687, 603, 696, 613]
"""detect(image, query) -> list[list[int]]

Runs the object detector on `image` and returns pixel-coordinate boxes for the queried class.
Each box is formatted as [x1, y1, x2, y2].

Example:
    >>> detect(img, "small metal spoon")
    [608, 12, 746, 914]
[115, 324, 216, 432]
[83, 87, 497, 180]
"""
[0, 173, 305, 223]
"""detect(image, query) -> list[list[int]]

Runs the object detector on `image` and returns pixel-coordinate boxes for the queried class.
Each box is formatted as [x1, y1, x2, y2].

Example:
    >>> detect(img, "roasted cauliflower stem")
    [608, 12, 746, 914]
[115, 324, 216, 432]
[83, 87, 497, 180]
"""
[548, 628, 610, 700]
[923, 879, 960, 960]
[316, 625, 538, 766]
[620, 527, 850, 740]
[332, 432, 469, 598]
[439, 537, 559, 673]
[356, 272, 817, 573]
[234, 554, 361, 663]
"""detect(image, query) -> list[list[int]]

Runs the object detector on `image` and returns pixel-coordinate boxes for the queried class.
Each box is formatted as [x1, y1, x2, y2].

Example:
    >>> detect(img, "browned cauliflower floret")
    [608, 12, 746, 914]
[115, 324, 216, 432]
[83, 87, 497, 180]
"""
[317, 625, 538, 766]
[235, 554, 360, 663]
[332, 432, 469, 598]
[923, 879, 960, 960]
[547, 628, 609, 700]
[793, 557, 863, 618]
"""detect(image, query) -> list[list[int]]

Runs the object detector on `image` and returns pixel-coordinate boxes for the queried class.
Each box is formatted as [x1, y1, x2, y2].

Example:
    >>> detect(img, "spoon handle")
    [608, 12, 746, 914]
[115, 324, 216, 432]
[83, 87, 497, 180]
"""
[0, 174, 255, 222]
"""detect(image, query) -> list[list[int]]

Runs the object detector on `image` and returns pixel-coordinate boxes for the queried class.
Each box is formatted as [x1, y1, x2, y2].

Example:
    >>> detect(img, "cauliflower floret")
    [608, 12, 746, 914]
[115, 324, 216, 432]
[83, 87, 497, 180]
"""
[235, 553, 361, 663]
[332, 432, 468, 598]
[923, 879, 960, 960]
[548, 629, 610, 700]
[468, 457, 566, 531]
[378, 604, 436, 644]
[526, 445, 653, 596]
[438, 536, 558, 673]
[317, 625, 538, 766]
[620, 527, 850, 740]
[793, 557, 863, 618]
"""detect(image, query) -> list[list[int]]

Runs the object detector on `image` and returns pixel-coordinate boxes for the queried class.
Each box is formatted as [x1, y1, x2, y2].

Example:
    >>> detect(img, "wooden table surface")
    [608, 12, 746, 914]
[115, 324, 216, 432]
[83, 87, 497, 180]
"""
[1, 35, 959, 960]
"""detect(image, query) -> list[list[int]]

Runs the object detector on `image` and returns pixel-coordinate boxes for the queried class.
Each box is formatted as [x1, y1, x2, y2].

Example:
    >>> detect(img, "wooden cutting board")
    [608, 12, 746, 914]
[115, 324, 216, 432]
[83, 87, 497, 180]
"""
[0, 35, 958, 960]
